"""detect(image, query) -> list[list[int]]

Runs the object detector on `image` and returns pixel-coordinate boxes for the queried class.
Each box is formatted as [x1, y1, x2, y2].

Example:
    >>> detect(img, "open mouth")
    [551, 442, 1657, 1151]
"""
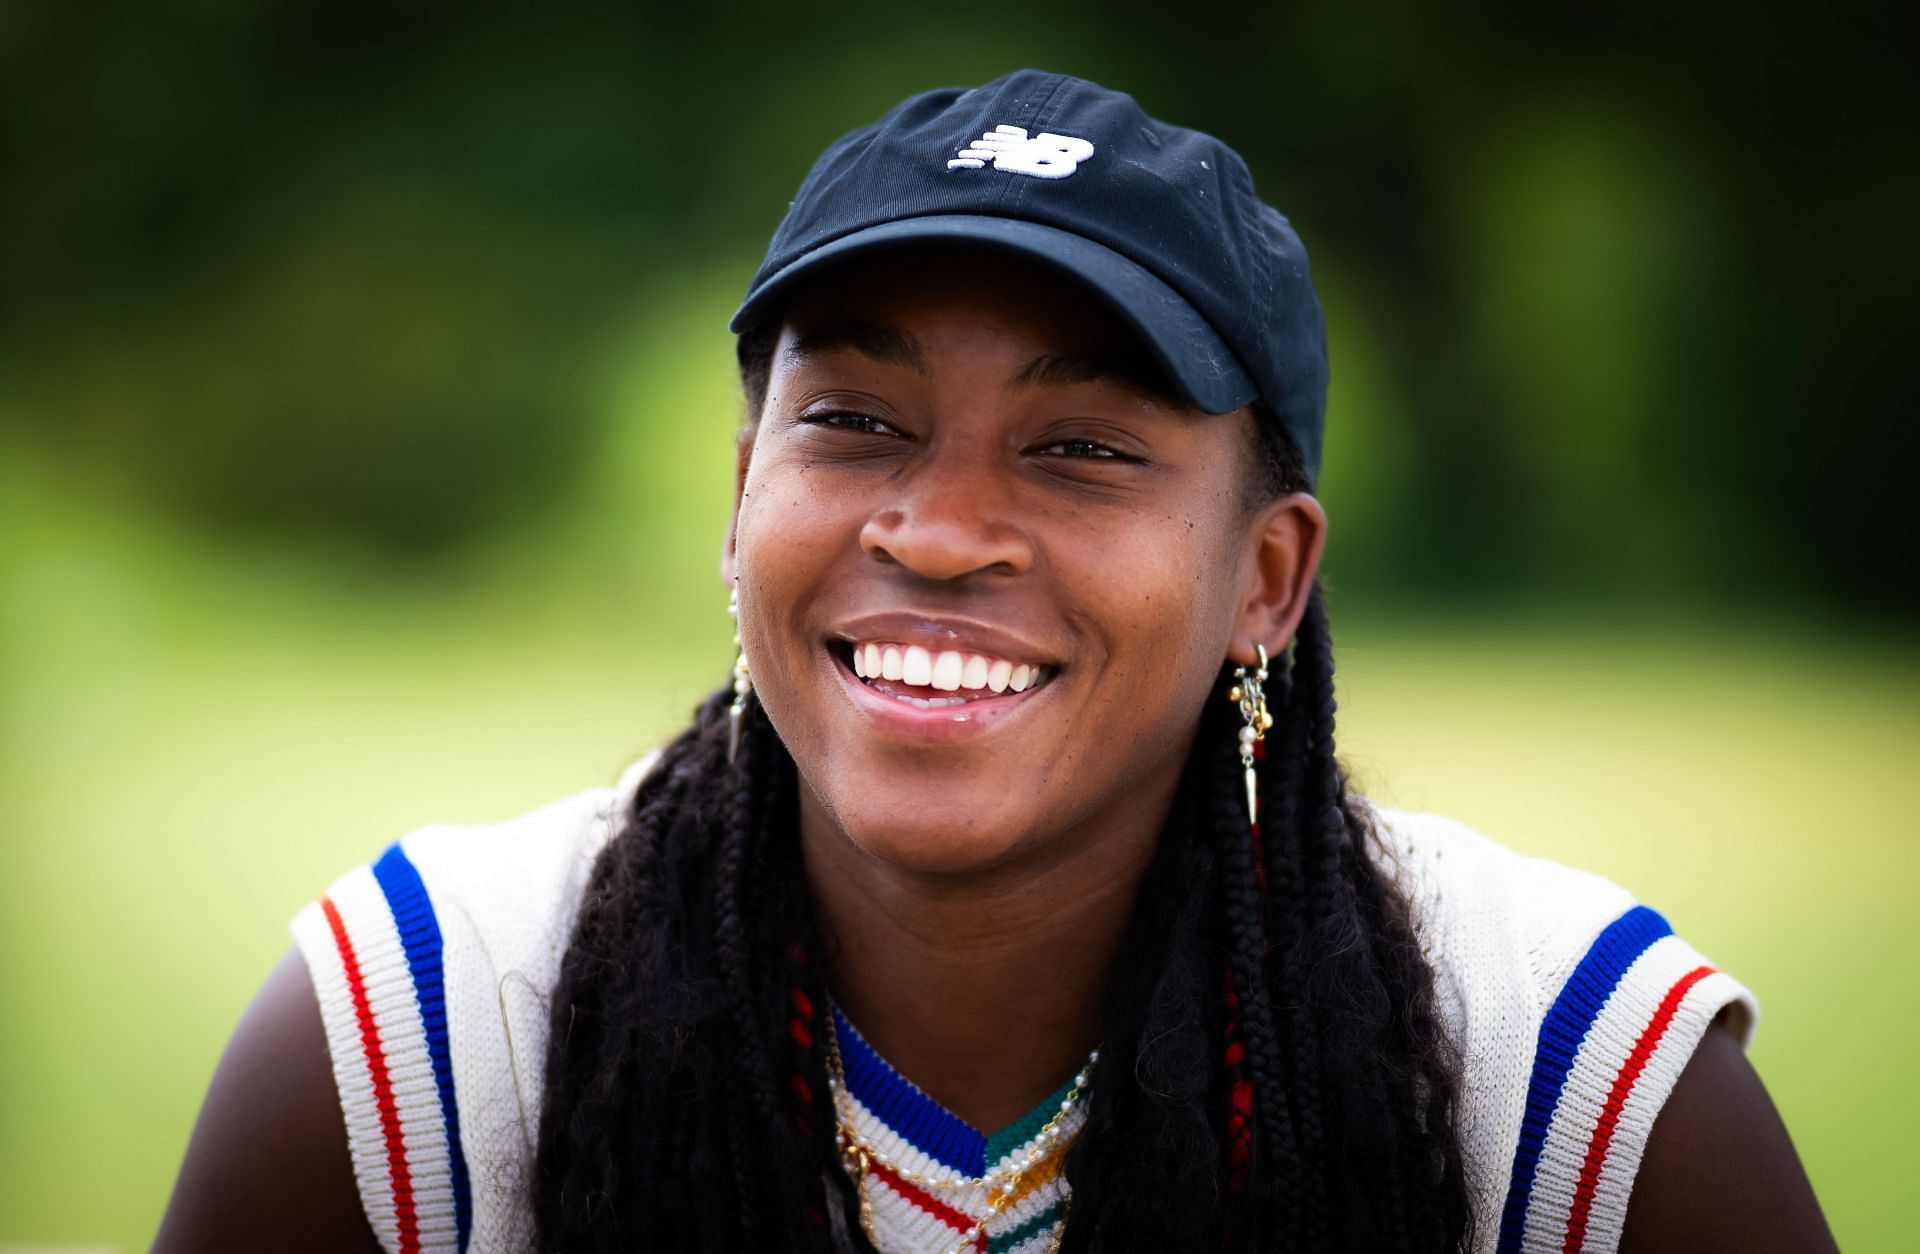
[829, 640, 1055, 709]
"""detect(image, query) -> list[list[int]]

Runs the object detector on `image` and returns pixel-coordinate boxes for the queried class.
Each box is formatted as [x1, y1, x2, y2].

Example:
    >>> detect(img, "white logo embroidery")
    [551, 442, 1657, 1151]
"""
[947, 125, 1095, 179]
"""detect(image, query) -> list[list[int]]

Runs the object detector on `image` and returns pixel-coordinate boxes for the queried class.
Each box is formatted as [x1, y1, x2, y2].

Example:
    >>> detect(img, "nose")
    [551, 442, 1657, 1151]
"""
[859, 453, 1034, 581]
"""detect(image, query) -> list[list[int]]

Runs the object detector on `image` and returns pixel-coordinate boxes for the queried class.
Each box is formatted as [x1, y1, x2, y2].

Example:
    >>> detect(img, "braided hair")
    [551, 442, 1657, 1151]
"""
[532, 330, 1471, 1252]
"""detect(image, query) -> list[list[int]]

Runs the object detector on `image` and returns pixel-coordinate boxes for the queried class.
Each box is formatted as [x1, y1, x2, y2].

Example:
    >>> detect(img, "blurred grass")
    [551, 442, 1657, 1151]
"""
[2, 278, 1913, 1249]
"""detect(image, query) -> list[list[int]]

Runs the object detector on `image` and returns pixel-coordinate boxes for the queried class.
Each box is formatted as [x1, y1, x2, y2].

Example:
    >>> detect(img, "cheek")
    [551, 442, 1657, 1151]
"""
[734, 454, 846, 590]
[1060, 508, 1245, 708]
[730, 455, 854, 713]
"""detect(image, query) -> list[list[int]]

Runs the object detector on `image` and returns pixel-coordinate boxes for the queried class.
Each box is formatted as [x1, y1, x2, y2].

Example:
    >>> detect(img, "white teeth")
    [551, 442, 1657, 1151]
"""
[931, 650, 963, 691]
[961, 654, 989, 690]
[849, 640, 1049, 697]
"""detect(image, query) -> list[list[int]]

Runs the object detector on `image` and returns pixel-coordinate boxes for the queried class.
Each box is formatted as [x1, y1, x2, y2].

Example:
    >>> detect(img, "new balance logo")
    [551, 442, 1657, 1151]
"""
[947, 125, 1095, 179]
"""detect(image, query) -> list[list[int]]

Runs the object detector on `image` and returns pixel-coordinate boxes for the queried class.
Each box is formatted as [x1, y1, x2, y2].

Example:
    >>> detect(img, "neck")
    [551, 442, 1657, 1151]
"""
[800, 779, 1176, 1134]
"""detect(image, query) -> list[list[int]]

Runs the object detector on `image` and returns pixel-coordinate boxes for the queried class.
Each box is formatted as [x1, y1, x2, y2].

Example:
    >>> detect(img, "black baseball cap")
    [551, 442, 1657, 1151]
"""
[730, 69, 1329, 482]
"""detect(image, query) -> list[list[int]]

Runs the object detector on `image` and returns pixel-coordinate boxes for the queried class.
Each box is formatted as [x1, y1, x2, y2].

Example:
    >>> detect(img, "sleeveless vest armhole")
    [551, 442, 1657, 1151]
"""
[291, 842, 470, 1254]
[1369, 808, 1762, 1254]
[1494, 904, 1759, 1254]
[288, 752, 656, 1254]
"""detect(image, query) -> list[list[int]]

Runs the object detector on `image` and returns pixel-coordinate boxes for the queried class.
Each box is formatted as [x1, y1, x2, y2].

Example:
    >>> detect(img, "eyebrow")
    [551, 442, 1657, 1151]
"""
[1010, 352, 1184, 408]
[783, 320, 931, 376]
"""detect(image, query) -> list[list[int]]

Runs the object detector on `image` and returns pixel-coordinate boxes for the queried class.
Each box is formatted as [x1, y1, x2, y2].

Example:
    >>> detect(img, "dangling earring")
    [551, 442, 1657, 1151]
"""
[1228, 644, 1272, 826]
[728, 583, 752, 763]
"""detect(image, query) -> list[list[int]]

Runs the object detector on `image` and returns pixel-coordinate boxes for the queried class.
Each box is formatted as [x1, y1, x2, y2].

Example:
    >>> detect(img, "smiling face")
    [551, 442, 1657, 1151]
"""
[728, 246, 1304, 876]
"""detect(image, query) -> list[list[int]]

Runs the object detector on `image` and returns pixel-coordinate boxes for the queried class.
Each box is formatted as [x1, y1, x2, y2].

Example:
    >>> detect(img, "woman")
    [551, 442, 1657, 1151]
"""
[158, 70, 1833, 1253]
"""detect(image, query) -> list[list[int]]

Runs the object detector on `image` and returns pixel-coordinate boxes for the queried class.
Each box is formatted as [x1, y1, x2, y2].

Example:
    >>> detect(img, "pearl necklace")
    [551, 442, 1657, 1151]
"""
[824, 1020, 1098, 1254]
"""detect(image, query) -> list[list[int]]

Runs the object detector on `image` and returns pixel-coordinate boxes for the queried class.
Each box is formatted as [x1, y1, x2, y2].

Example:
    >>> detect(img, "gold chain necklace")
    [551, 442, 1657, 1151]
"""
[824, 1017, 1097, 1254]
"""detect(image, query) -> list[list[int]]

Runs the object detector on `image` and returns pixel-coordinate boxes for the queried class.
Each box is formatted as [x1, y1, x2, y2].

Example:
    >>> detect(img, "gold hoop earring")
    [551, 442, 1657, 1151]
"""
[1228, 644, 1271, 826]
[728, 583, 752, 763]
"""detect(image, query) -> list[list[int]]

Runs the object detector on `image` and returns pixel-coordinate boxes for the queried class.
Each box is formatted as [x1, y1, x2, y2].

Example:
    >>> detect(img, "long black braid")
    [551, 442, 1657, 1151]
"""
[532, 337, 1471, 1251]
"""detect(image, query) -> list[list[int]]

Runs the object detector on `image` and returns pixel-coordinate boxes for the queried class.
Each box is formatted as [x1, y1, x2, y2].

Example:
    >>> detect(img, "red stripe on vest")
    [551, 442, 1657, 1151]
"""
[870, 1160, 984, 1249]
[322, 895, 420, 1253]
[1561, 964, 1716, 1253]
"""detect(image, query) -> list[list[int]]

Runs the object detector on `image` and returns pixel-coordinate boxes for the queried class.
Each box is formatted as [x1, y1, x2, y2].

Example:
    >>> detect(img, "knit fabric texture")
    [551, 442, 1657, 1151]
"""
[830, 1003, 1084, 1252]
[291, 765, 1756, 1254]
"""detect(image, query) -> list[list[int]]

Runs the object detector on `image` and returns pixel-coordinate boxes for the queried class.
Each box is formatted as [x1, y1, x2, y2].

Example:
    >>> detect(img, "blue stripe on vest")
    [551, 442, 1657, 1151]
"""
[373, 842, 473, 1252]
[834, 1004, 987, 1175]
[1495, 904, 1671, 1254]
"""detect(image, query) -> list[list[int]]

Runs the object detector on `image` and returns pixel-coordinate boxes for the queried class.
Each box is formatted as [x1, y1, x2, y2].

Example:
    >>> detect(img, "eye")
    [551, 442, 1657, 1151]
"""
[1034, 436, 1140, 462]
[800, 410, 907, 439]
[1045, 438, 1119, 459]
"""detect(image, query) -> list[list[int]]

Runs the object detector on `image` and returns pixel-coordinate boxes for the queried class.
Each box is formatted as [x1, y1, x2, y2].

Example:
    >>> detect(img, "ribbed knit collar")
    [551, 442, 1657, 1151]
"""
[830, 1004, 1078, 1178]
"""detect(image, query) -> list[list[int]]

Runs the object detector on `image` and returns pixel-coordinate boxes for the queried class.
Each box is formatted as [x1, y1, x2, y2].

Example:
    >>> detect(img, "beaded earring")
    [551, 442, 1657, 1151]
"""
[1228, 644, 1272, 825]
[727, 583, 752, 763]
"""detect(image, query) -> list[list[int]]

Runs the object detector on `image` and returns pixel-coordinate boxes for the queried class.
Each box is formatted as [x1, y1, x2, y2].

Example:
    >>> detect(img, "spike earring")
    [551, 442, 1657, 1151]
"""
[1228, 644, 1272, 825]
[728, 584, 752, 763]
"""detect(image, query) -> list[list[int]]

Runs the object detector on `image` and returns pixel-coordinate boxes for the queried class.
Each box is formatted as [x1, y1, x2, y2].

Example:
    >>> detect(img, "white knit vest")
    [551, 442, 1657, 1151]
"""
[292, 760, 1755, 1254]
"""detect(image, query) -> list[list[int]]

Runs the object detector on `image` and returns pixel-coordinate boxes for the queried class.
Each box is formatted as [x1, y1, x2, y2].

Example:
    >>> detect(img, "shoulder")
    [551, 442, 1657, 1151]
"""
[288, 755, 654, 1253]
[325, 769, 637, 971]
[1366, 805, 1759, 1254]
[1369, 806, 1757, 1052]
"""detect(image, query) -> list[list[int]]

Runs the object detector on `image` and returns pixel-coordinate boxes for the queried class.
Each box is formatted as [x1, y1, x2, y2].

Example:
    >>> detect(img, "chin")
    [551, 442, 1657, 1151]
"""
[813, 780, 1047, 876]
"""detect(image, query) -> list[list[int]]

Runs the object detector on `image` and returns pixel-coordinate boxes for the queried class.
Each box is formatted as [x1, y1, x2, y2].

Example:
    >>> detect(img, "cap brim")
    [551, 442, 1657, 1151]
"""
[728, 215, 1258, 415]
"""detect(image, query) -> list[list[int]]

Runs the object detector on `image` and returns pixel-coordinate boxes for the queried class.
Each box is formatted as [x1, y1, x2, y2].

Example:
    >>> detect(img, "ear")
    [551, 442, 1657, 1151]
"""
[719, 425, 756, 587]
[1227, 491, 1327, 666]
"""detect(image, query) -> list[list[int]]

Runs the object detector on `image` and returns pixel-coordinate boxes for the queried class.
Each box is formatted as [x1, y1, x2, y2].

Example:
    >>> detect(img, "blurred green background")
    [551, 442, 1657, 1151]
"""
[2, 3, 1914, 1249]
